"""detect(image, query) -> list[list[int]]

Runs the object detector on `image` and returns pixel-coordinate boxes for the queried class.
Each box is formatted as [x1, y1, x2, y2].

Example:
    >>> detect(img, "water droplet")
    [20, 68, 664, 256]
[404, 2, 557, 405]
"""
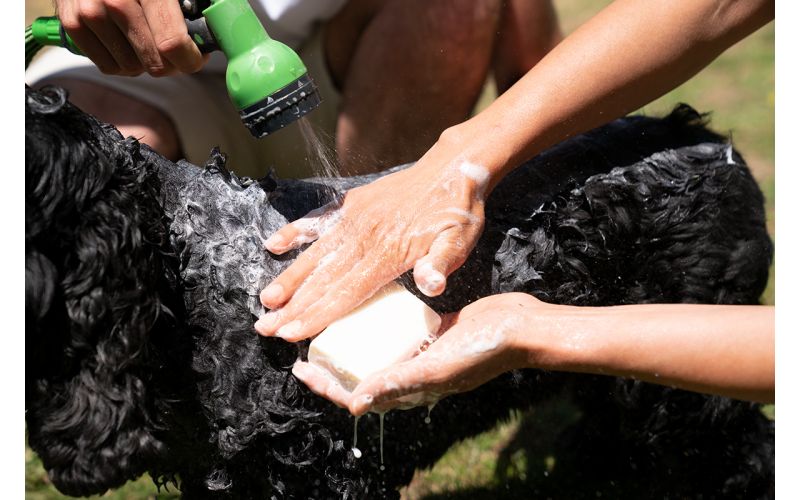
[425, 403, 435, 424]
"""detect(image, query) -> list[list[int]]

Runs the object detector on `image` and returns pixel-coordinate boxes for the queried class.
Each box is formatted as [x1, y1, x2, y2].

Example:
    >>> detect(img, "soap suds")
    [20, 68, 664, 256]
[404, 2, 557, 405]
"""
[462, 327, 505, 356]
[458, 160, 490, 199]
[316, 250, 339, 269]
[443, 207, 480, 224]
[277, 204, 343, 249]
[457, 317, 521, 358]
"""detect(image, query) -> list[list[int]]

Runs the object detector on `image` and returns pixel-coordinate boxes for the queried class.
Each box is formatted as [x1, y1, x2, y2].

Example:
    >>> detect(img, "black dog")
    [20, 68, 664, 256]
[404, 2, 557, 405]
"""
[26, 85, 774, 499]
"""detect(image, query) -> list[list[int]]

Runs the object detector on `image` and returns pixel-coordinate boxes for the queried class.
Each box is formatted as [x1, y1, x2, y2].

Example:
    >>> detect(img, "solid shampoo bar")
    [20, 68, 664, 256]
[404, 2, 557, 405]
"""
[308, 282, 441, 392]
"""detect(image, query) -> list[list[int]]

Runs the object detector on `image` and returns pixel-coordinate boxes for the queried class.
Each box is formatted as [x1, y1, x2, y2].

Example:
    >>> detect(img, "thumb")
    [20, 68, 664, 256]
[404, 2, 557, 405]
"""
[413, 231, 471, 297]
[348, 356, 439, 416]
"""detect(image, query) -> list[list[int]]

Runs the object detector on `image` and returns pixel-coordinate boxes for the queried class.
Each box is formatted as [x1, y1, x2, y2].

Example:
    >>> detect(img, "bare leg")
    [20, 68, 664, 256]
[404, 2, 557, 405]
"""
[492, 0, 562, 93]
[38, 78, 182, 160]
[325, 0, 502, 174]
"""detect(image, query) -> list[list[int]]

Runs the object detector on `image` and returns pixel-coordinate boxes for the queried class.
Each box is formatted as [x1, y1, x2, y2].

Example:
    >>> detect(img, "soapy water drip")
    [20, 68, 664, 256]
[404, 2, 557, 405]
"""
[352, 415, 361, 458]
[379, 412, 385, 470]
[424, 403, 435, 424]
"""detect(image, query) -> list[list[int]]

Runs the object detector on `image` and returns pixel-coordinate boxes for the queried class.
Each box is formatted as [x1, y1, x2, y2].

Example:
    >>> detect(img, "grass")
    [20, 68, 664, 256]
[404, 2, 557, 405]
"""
[25, 0, 774, 498]
[401, 399, 584, 500]
[25, 444, 179, 500]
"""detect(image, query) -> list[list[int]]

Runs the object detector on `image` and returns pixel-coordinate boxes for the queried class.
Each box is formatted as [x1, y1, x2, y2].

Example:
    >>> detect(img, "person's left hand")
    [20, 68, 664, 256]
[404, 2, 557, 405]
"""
[254, 129, 496, 342]
[291, 293, 540, 416]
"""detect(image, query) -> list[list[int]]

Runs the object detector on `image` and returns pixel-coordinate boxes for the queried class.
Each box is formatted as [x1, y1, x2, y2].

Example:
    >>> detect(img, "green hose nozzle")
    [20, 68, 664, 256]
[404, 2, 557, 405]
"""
[202, 0, 321, 136]
[27, 0, 321, 138]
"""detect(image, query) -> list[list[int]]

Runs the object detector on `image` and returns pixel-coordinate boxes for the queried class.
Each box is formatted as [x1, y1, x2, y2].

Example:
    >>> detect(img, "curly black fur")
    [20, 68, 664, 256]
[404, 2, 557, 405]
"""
[26, 85, 773, 499]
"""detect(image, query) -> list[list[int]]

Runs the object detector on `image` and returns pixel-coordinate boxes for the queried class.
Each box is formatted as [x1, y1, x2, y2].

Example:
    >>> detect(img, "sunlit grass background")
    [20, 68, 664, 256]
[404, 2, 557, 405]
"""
[25, 0, 774, 498]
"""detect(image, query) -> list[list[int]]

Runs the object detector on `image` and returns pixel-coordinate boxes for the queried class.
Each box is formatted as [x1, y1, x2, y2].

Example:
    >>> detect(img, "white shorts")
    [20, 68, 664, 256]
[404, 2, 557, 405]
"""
[25, 27, 341, 180]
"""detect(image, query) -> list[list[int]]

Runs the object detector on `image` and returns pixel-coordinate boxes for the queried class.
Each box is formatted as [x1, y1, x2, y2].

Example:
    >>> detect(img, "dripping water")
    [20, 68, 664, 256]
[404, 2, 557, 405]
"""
[379, 412, 385, 471]
[352, 415, 361, 458]
[424, 403, 436, 424]
[298, 117, 343, 204]
[299, 117, 341, 180]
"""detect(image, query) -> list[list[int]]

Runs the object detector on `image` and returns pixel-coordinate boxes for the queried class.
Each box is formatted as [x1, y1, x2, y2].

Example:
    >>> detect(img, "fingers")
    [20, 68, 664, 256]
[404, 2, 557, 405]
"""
[258, 252, 388, 341]
[264, 205, 342, 255]
[292, 361, 353, 408]
[141, 0, 205, 74]
[260, 204, 345, 309]
[263, 219, 320, 255]
[259, 237, 338, 310]
[58, 0, 205, 76]
[58, 0, 128, 74]
[106, 0, 173, 76]
[413, 230, 471, 297]
[348, 358, 438, 416]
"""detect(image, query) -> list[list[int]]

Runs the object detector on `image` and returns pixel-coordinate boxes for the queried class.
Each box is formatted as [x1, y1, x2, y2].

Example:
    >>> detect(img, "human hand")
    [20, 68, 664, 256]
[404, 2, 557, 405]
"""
[56, 0, 206, 76]
[291, 293, 540, 416]
[255, 133, 496, 342]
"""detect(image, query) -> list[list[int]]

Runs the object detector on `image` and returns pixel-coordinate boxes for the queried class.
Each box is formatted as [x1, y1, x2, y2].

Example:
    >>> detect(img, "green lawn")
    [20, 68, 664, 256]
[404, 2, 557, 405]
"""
[25, 445, 178, 499]
[25, 1, 774, 498]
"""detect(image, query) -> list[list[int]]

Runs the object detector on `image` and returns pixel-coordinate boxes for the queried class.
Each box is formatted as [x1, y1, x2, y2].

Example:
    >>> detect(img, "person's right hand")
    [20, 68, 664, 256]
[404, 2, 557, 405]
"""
[56, 0, 207, 76]
[291, 293, 542, 416]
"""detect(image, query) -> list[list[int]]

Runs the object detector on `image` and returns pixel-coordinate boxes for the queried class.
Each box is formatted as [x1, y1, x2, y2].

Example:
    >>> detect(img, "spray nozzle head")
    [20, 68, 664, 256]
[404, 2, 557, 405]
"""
[239, 73, 322, 138]
[202, 0, 322, 138]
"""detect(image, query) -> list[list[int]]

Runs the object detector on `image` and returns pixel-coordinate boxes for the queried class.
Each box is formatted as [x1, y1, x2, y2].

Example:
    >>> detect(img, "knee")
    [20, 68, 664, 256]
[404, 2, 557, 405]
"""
[420, 0, 502, 43]
[326, 0, 501, 89]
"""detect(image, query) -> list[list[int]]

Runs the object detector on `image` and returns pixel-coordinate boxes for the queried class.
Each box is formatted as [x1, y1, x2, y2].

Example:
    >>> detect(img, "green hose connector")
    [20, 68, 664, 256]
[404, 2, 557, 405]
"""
[202, 0, 309, 110]
[29, 16, 82, 55]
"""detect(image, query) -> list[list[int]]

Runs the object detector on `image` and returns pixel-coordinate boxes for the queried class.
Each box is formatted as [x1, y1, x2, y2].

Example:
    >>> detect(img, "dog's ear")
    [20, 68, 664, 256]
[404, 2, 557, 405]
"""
[25, 85, 171, 496]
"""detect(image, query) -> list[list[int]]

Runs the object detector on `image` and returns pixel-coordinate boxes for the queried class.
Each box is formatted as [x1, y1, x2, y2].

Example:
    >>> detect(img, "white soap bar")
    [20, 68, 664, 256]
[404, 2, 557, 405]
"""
[308, 282, 441, 392]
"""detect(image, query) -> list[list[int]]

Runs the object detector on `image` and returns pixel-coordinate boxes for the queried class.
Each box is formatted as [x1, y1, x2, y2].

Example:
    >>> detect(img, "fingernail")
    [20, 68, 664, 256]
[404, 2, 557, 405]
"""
[265, 233, 286, 251]
[276, 319, 302, 339]
[292, 362, 310, 380]
[418, 271, 445, 297]
[254, 313, 279, 334]
[261, 283, 284, 304]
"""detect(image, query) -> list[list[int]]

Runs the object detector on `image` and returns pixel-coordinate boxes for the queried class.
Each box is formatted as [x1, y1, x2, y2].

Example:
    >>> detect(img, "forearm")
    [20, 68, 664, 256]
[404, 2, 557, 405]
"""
[446, 0, 774, 188]
[520, 303, 775, 403]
